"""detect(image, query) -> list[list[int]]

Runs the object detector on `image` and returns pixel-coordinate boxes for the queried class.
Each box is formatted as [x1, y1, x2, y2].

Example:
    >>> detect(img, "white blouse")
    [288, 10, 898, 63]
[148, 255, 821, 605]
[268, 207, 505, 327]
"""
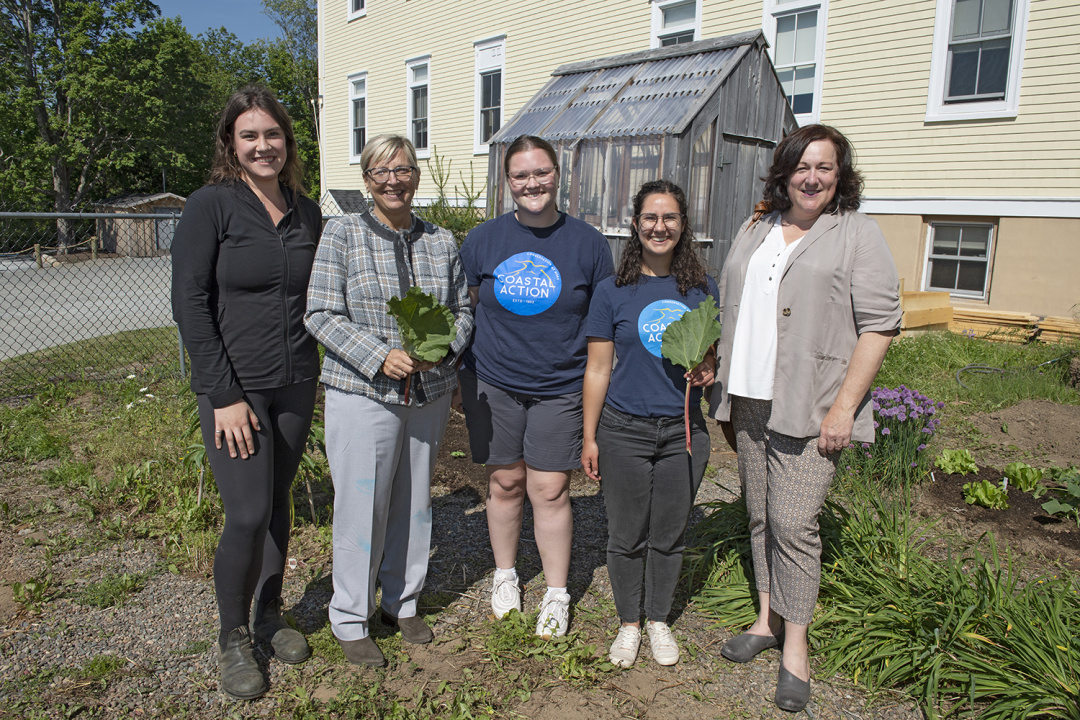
[726, 220, 803, 400]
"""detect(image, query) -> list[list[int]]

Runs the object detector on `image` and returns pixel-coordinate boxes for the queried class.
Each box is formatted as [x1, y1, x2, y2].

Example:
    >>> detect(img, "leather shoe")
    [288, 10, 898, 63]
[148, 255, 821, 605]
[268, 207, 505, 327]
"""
[218, 626, 267, 700]
[775, 663, 811, 712]
[252, 598, 311, 664]
[720, 630, 783, 663]
[381, 610, 434, 644]
[337, 634, 385, 667]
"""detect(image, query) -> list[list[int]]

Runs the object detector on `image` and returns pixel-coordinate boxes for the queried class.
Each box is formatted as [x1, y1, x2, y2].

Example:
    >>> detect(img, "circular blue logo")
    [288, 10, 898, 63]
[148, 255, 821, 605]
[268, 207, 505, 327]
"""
[638, 300, 690, 357]
[493, 252, 562, 316]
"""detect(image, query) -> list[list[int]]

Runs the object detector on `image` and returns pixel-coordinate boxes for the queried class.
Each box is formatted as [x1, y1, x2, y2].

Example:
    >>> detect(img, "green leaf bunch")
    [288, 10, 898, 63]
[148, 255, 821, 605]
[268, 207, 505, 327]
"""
[386, 286, 457, 363]
[1003, 461, 1043, 493]
[1042, 480, 1080, 527]
[963, 478, 1010, 510]
[661, 296, 723, 372]
[935, 448, 979, 475]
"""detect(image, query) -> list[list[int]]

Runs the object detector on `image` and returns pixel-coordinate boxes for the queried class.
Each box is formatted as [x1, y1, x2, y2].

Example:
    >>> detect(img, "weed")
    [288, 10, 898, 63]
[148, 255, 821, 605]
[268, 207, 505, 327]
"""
[306, 624, 346, 665]
[80, 654, 126, 679]
[80, 571, 148, 608]
[11, 574, 53, 612]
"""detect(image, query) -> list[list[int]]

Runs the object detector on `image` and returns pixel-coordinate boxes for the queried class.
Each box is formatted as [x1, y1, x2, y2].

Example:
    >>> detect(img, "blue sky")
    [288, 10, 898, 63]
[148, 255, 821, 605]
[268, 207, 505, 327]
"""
[155, 0, 282, 44]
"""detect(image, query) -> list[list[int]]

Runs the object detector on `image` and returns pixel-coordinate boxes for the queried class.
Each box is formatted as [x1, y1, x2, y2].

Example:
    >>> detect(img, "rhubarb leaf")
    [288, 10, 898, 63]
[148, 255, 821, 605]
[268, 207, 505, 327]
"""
[661, 296, 722, 372]
[386, 286, 457, 363]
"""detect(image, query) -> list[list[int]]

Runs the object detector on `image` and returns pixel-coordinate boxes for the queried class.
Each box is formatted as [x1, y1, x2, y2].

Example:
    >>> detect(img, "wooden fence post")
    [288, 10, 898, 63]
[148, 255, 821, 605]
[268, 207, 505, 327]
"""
[34, 244, 42, 268]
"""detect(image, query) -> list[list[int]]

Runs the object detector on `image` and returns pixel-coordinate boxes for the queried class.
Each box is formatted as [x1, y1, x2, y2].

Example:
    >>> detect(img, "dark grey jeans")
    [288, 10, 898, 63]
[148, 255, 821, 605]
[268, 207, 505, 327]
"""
[597, 404, 710, 624]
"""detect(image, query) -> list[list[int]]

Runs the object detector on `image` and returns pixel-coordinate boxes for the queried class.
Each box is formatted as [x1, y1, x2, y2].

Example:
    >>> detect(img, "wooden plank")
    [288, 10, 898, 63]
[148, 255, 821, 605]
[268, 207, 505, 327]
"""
[901, 290, 952, 312]
[902, 306, 953, 329]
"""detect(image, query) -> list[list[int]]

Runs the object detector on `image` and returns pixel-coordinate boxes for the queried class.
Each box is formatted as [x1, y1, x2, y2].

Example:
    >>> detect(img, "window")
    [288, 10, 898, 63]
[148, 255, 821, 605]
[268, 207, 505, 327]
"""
[474, 36, 504, 153]
[765, 0, 828, 123]
[348, 0, 365, 20]
[923, 222, 994, 298]
[651, 0, 701, 48]
[348, 73, 367, 163]
[406, 57, 430, 156]
[925, 0, 1028, 122]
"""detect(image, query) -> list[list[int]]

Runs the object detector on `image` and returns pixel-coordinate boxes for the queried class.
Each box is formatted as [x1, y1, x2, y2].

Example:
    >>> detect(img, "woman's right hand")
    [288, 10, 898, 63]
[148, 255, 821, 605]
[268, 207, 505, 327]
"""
[381, 348, 418, 380]
[581, 439, 601, 481]
[214, 400, 260, 459]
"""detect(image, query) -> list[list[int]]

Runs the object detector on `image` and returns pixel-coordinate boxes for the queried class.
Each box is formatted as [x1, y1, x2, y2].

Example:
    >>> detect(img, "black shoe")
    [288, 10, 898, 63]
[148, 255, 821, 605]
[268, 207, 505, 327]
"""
[381, 610, 434, 644]
[253, 598, 311, 664]
[775, 663, 811, 712]
[337, 634, 386, 667]
[219, 626, 267, 700]
[720, 629, 783, 663]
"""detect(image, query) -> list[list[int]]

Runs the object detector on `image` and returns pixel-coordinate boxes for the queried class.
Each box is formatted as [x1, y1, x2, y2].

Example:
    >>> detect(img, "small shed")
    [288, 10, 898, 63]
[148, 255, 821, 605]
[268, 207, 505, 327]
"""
[487, 31, 796, 272]
[320, 189, 369, 216]
[94, 193, 185, 257]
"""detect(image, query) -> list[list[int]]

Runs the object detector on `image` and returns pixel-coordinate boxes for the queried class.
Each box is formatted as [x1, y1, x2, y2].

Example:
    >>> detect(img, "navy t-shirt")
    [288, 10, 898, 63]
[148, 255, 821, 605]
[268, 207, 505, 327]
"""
[587, 273, 720, 418]
[460, 211, 614, 395]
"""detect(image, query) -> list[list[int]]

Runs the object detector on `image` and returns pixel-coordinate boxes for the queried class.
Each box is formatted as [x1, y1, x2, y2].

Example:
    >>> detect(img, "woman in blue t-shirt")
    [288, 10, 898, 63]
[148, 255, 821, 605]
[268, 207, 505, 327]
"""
[459, 135, 614, 638]
[581, 179, 717, 668]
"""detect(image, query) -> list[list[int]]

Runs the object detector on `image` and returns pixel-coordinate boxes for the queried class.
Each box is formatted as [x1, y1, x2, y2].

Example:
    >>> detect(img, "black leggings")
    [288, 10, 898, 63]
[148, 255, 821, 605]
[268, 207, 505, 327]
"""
[197, 379, 317, 635]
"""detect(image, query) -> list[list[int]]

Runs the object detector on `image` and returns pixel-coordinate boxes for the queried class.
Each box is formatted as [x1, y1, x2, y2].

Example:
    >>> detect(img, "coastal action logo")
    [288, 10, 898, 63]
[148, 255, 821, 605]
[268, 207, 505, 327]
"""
[638, 300, 690, 357]
[493, 252, 561, 316]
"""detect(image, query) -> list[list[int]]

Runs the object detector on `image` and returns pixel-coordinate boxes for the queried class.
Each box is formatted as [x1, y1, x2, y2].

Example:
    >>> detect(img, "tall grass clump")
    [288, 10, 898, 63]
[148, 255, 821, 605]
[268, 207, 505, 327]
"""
[691, 480, 1080, 719]
[839, 385, 943, 490]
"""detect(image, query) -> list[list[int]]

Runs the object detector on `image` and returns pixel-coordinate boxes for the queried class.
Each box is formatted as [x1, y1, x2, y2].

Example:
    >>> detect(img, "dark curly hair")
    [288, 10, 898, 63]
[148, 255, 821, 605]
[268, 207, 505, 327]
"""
[755, 124, 862, 220]
[209, 85, 306, 193]
[616, 180, 709, 296]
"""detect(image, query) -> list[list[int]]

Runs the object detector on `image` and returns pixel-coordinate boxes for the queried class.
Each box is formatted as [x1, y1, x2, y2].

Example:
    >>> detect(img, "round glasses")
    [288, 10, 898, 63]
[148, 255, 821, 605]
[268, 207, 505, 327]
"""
[508, 166, 557, 185]
[364, 165, 418, 183]
[636, 213, 684, 230]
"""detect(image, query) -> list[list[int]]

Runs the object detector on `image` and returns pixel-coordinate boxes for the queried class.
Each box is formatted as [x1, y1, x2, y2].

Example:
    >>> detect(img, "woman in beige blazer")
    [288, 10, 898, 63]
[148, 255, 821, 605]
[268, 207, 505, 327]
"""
[710, 124, 901, 712]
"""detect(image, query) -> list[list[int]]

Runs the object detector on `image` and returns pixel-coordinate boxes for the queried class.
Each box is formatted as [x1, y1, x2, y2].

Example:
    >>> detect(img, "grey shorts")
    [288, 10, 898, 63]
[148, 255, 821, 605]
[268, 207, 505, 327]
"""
[458, 366, 583, 472]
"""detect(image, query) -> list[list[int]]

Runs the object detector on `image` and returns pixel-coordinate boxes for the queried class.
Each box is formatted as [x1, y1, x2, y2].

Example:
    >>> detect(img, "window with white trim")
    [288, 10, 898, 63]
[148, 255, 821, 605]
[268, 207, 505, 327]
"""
[923, 221, 994, 299]
[474, 36, 504, 154]
[925, 0, 1028, 122]
[764, 0, 828, 124]
[348, 0, 365, 20]
[406, 57, 430, 156]
[651, 0, 701, 47]
[348, 73, 367, 163]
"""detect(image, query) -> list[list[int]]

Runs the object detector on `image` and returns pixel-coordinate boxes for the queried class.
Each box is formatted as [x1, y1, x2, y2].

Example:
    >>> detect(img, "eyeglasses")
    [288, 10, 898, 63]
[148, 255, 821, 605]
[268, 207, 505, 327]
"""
[636, 213, 684, 230]
[364, 165, 418, 182]
[507, 166, 557, 184]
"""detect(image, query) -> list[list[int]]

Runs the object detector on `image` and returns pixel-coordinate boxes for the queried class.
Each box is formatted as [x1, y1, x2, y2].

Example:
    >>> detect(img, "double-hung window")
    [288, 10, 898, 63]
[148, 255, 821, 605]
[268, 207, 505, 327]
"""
[765, 0, 828, 124]
[923, 222, 994, 299]
[348, 73, 367, 163]
[925, 0, 1029, 121]
[651, 0, 701, 47]
[406, 57, 430, 156]
[474, 36, 504, 153]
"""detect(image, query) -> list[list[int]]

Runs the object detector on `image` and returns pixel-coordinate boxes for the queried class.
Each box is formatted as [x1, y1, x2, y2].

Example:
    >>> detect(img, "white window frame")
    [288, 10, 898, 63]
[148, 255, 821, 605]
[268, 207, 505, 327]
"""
[762, 0, 829, 125]
[922, 221, 995, 300]
[406, 55, 431, 159]
[925, 0, 1028, 122]
[347, 0, 366, 21]
[348, 72, 367, 165]
[473, 35, 505, 155]
[650, 0, 702, 48]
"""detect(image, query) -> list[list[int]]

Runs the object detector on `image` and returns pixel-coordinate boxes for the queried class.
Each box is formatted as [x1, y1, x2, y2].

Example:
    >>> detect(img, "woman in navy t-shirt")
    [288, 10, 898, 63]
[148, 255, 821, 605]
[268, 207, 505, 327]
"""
[459, 135, 614, 638]
[581, 180, 718, 668]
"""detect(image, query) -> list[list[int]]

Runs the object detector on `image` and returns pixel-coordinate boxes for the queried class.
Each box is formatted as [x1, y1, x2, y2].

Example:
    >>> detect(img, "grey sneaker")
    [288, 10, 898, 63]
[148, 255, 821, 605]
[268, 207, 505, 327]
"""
[608, 625, 641, 668]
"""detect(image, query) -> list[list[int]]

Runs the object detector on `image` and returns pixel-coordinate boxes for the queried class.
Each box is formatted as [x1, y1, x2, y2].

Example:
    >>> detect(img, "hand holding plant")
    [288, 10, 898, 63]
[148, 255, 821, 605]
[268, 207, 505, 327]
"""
[661, 296, 722, 455]
[386, 287, 458, 404]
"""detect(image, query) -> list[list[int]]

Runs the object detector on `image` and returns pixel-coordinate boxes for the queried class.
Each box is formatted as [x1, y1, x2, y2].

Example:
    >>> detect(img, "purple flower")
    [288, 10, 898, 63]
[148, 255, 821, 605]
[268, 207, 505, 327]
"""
[910, 462, 918, 468]
[862, 443, 870, 449]
[874, 421, 880, 429]
[921, 427, 933, 434]
[881, 427, 891, 436]
[917, 444, 927, 451]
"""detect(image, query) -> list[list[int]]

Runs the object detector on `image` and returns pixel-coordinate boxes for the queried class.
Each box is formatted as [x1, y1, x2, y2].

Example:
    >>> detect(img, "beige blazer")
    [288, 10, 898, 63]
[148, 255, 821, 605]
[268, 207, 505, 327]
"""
[709, 210, 901, 443]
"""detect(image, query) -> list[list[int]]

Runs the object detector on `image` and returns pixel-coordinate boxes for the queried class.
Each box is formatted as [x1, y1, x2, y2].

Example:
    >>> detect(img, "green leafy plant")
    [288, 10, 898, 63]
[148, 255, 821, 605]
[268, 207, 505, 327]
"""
[1041, 479, 1080, 526]
[11, 574, 53, 612]
[1003, 461, 1043, 493]
[935, 447, 979, 475]
[80, 571, 148, 608]
[963, 478, 1010, 510]
[386, 286, 457, 404]
[661, 296, 722, 454]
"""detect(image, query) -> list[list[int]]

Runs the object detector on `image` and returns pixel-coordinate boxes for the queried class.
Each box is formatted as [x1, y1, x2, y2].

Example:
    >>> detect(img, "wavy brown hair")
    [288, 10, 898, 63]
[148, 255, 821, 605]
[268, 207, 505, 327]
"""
[754, 124, 862, 221]
[616, 180, 709, 296]
[209, 85, 306, 192]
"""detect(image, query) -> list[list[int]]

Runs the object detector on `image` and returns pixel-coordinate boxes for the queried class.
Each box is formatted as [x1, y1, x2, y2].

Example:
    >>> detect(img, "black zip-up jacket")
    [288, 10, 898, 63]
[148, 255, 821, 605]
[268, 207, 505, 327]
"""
[172, 181, 322, 408]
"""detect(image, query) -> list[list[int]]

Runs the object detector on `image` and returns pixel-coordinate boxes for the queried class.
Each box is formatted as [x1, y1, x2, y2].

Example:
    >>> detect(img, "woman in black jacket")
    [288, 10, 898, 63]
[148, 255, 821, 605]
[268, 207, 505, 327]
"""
[172, 86, 321, 700]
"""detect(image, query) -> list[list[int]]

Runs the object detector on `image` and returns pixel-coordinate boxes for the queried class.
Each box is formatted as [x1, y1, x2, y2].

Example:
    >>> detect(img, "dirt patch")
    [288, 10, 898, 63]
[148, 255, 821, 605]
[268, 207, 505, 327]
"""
[967, 399, 1080, 468]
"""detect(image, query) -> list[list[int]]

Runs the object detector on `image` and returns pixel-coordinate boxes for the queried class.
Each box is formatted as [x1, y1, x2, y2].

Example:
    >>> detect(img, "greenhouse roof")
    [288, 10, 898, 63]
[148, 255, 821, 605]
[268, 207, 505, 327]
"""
[491, 31, 764, 142]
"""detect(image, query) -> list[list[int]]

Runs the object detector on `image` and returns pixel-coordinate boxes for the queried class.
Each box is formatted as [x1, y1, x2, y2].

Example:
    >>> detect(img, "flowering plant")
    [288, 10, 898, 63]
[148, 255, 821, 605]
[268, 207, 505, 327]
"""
[841, 385, 944, 488]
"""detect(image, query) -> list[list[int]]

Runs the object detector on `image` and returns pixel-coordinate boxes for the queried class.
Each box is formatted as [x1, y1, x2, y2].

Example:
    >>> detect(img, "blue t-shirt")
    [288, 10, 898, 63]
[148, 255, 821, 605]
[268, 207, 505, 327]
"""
[587, 273, 720, 418]
[460, 211, 615, 395]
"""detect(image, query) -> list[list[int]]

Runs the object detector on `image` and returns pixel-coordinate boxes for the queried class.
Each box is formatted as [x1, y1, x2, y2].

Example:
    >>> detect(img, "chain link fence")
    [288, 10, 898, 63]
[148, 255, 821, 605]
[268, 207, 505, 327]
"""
[0, 206, 183, 398]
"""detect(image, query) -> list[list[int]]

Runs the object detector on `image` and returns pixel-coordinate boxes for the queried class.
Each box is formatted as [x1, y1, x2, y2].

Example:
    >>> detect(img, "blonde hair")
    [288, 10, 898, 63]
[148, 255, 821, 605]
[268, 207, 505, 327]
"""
[360, 134, 419, 172]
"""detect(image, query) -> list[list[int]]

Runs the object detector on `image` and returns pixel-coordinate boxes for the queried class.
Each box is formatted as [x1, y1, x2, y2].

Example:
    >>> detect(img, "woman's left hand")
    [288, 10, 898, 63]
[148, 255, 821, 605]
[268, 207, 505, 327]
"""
[686, 358, 716, 387]
[818, 404, 855, 456]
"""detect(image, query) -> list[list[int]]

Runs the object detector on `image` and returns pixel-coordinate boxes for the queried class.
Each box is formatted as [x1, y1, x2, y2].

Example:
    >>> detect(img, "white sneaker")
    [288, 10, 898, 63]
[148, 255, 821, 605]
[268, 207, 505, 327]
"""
[491, 569, 521, 619]
[608, 625, 641, 668]
[646, 621, 680, 666]
[535, 592, 570, 638]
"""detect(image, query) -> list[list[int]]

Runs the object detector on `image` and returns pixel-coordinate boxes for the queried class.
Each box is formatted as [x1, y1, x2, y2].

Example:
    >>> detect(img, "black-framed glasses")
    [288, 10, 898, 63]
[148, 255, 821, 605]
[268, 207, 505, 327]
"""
[507, 166, 557, 184]
[636, 213, 684, 230]
[364, 165, 418, 182]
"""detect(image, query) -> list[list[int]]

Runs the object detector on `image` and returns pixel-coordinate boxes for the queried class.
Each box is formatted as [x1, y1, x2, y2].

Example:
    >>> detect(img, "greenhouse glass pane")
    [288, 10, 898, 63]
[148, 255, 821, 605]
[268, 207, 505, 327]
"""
[795, 11, 817, 65]
[933, 226, 961, 255]
[688, 122, 715, 237]
[577, 141, 606, 226]
[775, 15, 796, 66]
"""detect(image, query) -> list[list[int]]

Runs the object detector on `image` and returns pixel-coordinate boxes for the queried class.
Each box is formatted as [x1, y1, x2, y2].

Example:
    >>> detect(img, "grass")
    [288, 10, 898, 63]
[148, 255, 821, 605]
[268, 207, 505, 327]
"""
[79, 570, 150, 608]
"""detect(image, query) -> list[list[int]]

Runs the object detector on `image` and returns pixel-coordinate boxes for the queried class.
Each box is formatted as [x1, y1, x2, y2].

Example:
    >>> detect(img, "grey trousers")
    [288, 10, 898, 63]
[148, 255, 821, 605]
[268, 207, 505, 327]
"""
[731, 396, 838, 626]
[325, 388, 451, 640]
